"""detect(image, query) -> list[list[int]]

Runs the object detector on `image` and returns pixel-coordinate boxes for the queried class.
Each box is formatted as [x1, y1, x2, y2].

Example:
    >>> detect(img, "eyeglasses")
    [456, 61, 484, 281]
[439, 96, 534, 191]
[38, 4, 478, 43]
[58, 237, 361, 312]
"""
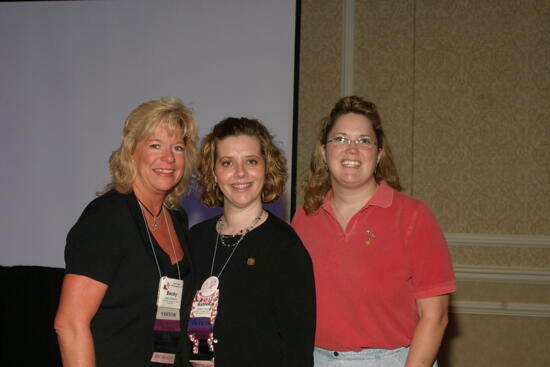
[326, 136, 378, 149]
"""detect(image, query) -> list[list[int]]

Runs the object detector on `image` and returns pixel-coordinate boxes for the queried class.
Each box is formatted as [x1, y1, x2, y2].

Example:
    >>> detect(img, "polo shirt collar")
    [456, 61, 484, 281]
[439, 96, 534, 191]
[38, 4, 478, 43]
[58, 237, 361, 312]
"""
[321, 181, 394, 213]
[368, 181, 394, 208]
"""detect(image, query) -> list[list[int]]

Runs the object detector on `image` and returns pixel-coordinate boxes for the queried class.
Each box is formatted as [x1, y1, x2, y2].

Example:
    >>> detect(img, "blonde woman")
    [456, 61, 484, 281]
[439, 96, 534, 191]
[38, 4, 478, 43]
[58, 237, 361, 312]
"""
[55, 97, 198, 367]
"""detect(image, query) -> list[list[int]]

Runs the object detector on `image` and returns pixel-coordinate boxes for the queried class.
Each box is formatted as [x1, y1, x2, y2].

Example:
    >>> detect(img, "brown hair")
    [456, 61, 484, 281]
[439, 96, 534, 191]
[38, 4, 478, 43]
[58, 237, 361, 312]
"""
[103, 96, 199, 210]
[302, 96, 401, 214]
[198, 117, 287, 207]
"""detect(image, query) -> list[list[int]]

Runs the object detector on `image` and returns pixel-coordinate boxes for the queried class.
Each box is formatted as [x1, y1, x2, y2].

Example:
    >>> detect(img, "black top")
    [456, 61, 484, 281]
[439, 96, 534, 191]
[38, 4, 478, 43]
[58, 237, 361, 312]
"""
[64, 190, 194, 367]
[189, 212, 316, 367]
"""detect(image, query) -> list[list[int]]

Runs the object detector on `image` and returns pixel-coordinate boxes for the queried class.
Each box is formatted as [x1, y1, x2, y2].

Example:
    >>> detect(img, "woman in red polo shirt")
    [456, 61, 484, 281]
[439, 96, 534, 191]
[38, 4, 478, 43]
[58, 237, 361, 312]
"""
[292, 96, 456, 367]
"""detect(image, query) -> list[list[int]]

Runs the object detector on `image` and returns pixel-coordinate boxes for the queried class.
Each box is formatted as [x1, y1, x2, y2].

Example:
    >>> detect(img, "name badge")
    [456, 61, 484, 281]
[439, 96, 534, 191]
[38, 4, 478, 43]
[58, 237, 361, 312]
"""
[190, 276, 220, 318]
[157, 276, 184, 309]
[151, 352, 176, 364]
[188, 276, 220, 355]
[190, 360, 215, 367]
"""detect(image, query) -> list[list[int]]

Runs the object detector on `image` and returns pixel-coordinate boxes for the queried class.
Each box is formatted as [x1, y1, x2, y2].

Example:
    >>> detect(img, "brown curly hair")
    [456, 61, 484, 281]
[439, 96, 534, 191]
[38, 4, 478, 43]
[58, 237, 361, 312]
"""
[303, 96, 401, 214]
[198, 117, 288, 207]
[102, 96, 199, 210]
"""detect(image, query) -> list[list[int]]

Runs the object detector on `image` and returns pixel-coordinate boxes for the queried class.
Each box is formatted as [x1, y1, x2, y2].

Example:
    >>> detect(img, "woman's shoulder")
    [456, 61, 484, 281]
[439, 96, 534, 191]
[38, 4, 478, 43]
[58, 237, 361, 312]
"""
[169, 206, 189, 228]
[83, 189, 128, 213]
[391, 187, 430, 211]
[389, 188, 440, 226]
[290, 206, 325, 234]
[260, 213, 312, 267]
[65, 190, 136, 280]
[71, 189, 133, 230]
[290, 205, 309, 224]
[266, 210, 292, 227]
[262, 212, 303, 244]
[190, 215, 219, 235]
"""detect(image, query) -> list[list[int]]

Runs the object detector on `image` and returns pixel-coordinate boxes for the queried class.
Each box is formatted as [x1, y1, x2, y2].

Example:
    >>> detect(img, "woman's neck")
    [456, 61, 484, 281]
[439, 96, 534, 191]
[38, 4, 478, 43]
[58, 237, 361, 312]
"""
[132, 185, 165, 214]
[330, 182, 379, 229]
[331, 178, 379, 208]
[221, 203, 264, 235]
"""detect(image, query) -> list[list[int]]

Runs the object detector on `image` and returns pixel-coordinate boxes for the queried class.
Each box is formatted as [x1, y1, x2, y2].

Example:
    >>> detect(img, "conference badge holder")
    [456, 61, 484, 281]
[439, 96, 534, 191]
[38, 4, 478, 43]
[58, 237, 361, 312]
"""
[187, 276, 219, 367]
[151, 276, 184, 364]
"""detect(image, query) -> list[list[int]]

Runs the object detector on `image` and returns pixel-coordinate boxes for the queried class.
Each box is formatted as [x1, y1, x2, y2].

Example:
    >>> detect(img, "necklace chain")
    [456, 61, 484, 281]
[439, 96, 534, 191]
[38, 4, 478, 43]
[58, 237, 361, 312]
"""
[210, 210, 265, 278]
[136, 198, 163, 230]
[137, 198, 181, 280]
[215, 211, 263, 248]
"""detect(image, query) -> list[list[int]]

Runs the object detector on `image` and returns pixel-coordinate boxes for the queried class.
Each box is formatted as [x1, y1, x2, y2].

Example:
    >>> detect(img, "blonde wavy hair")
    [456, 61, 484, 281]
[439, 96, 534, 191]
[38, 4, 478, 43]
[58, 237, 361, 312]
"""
[198, 117, 287, 207]
[303, 96, 401, 214]
[102, 96, 198, 210]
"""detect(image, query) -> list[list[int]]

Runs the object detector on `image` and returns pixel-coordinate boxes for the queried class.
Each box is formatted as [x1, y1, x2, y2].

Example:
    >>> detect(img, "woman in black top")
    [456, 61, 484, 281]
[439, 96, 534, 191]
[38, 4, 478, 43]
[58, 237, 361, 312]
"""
[187, 117, 315, 367]
[54, 97, 198, 367]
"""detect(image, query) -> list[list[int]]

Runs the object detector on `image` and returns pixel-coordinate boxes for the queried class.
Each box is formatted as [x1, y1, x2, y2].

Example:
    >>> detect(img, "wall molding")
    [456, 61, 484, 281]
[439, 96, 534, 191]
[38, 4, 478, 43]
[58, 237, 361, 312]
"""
[341, 0, 355, 96]
[445, 233, 550, 249]
[455, 264, 550, 284]
[451, 300, 550, 318]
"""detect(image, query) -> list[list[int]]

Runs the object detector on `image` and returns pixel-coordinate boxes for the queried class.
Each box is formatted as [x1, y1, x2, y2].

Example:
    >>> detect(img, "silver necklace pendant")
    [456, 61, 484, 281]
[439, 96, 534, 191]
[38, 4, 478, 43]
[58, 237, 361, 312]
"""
[136, 198, 164, 231]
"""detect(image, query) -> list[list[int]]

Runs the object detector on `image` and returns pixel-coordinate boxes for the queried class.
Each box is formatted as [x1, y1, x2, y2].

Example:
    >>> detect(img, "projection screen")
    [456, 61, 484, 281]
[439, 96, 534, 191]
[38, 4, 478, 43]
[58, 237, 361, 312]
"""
[0, 0, 297, 267]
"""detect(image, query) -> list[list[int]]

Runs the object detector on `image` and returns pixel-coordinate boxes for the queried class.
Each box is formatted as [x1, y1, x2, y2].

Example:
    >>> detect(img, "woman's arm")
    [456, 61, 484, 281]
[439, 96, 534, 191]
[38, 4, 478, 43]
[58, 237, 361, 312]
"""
[405, 295, 449, 367]
[275, 239, 316, 367]
[54, 274, 108, 367]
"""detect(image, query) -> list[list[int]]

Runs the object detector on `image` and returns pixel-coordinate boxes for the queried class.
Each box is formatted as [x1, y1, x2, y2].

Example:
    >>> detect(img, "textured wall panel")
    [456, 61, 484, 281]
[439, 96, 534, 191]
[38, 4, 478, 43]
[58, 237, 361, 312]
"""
[413, 0, 550, 235]
[355, 1, 415, 193]
[295, 0, 343, 209]
[440, 314, 550, 366]
[353, 0, 549, 235]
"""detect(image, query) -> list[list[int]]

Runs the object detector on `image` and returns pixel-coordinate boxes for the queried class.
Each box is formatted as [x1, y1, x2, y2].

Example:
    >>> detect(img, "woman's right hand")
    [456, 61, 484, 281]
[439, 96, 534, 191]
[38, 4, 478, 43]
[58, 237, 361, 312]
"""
[54, 274, 108, 367]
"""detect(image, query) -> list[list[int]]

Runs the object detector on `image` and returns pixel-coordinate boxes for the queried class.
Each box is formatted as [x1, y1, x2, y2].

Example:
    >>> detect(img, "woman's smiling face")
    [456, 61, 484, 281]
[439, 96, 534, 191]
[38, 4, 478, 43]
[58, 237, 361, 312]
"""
[214, 134, 265, 212]
[131, 123, 186, 200]
[323, 113, 383, 192]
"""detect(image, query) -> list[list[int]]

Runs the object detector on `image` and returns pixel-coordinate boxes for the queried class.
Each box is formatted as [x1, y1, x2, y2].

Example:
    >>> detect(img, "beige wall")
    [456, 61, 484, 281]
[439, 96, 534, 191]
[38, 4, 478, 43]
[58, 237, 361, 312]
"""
[296, 1, 550, 366]
[296, 0, 343, 196]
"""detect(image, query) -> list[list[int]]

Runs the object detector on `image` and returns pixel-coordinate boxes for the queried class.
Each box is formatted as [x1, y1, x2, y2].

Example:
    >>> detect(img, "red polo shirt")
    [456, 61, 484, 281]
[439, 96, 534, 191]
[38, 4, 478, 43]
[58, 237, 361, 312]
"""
[292, 182, 456, 351]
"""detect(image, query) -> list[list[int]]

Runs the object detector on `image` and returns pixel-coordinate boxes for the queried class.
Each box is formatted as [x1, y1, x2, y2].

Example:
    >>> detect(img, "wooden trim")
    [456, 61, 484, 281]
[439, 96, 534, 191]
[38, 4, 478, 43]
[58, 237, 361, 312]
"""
[450, 300, 550, 318]
[445, 233, 550, 249]
[455, 265, 550, 284]
[341, 0, 354, 96]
